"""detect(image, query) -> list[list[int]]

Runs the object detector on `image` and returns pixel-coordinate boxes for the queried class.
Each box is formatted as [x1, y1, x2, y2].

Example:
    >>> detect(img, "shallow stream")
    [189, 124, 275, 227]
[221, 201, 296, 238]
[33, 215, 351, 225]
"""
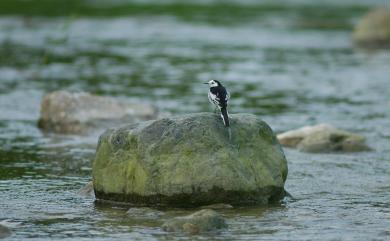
[0, 0, 389, 240]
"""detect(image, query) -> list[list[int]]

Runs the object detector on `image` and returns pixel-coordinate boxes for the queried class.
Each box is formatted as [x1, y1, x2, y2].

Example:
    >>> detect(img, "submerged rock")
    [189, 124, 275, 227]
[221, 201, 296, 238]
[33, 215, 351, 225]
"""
[277, 123, 370, 153]
[93, 113, 288, 207]
[0, 223, 11, 239]
[38, 91, 157, 134]
[353, 8, 390, 47]
[162, 209, 227, 234]
[126, 207, 164, 219]
[76, 181, 94, 198]
[200, 203, 233, 210]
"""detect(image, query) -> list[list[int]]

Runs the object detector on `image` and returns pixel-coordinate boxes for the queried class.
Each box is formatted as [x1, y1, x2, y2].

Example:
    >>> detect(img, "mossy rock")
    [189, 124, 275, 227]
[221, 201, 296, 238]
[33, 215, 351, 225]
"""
[93, 113, 288, 207]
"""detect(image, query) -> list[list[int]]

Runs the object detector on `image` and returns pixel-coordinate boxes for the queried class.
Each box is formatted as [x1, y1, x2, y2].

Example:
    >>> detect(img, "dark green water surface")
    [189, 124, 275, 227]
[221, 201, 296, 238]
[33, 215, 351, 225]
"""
[0, 0, 389, 240]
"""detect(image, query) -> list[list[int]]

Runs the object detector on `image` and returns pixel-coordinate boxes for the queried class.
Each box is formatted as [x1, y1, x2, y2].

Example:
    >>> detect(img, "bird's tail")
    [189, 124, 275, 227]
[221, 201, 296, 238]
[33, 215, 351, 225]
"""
[220, 107, 230, 127]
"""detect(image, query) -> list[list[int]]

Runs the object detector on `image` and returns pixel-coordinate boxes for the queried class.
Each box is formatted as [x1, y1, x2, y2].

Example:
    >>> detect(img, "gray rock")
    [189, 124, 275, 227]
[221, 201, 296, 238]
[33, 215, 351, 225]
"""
[126, 207, 164, 219]
[38, 91, 157, 134]
[0, 224, 11, 239]
[277, 123, 371, 153]
[200, 203, 234, 210]
[162, 209, 227, 234]
[353, 8, 390, 47]
[93, 113, 288, 207]
[76, 181, 94, 198]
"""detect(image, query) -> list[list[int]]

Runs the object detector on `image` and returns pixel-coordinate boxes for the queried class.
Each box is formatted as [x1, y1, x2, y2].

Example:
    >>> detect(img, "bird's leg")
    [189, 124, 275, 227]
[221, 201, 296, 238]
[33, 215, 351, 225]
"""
[214, 107, 218, 114]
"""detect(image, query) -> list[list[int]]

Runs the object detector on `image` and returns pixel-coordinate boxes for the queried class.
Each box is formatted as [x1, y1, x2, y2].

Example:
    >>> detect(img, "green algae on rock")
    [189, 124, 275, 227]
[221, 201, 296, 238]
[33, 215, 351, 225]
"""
[92, 113, 288, 207]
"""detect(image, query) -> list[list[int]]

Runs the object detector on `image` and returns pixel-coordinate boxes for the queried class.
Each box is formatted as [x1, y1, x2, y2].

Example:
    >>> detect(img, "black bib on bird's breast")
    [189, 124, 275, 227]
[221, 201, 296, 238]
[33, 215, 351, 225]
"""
[210, 86, 228, 108]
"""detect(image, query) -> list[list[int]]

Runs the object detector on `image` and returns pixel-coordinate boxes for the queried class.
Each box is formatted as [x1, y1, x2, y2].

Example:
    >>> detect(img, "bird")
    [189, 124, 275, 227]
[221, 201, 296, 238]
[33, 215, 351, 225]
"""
[204, 79, 230, 127]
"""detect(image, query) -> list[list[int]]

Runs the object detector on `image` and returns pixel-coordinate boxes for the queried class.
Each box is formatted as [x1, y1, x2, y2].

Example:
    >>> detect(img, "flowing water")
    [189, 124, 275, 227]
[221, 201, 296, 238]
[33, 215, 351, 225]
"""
[0, 0, 390, 240]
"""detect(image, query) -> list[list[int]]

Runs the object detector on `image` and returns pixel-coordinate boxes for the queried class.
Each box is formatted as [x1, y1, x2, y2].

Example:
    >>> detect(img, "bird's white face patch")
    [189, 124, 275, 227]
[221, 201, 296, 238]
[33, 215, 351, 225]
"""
[208, 80, 218, 87]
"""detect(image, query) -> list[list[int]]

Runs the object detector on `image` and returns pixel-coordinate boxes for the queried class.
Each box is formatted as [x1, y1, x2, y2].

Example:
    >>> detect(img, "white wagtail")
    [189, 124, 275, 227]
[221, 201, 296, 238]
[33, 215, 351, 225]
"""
[204, 79, 230, 127]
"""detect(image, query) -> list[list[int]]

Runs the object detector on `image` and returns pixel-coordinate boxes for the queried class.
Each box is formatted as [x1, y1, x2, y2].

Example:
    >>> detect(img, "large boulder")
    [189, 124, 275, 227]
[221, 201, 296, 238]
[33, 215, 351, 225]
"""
[353, 8, 390, 47]
[277, 123, 371, 153]
[38, 91, 157, 134]
[162, 209, 227, 234]
[93, 113, 288, 207]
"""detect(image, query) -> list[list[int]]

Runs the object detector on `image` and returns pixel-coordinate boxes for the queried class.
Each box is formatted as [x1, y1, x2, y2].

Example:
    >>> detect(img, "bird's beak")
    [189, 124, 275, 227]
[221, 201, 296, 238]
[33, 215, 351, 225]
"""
[203, 82, 208, 84]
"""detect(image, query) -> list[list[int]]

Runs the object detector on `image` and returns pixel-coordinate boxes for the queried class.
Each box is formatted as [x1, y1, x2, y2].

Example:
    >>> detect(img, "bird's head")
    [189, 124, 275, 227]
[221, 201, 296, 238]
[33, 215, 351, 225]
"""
[204, 79, 221, 87]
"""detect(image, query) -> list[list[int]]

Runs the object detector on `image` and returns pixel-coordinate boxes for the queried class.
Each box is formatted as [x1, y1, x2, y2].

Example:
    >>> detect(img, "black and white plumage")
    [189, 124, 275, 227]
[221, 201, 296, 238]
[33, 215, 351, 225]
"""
[204, 79, 230, 127]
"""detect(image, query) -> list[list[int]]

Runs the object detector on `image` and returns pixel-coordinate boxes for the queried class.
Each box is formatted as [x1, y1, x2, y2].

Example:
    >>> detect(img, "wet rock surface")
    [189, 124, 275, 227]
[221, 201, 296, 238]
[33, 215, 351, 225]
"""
[93, 113, 288, 207]
[38, 91, 157, 134]
[126, 207, 165, 219]
[0, 223, 11, 239]
[162, 209, 227, 234]
[277, 123, 371, 153]
[353, 8, 390, 47]
[76, 181, 94, 198]
[200, 203, 234, 210]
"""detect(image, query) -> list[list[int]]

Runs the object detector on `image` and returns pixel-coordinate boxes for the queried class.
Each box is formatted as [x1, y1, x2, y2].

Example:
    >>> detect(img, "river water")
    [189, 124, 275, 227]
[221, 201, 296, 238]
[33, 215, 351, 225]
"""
[0, 0, 389, 240]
